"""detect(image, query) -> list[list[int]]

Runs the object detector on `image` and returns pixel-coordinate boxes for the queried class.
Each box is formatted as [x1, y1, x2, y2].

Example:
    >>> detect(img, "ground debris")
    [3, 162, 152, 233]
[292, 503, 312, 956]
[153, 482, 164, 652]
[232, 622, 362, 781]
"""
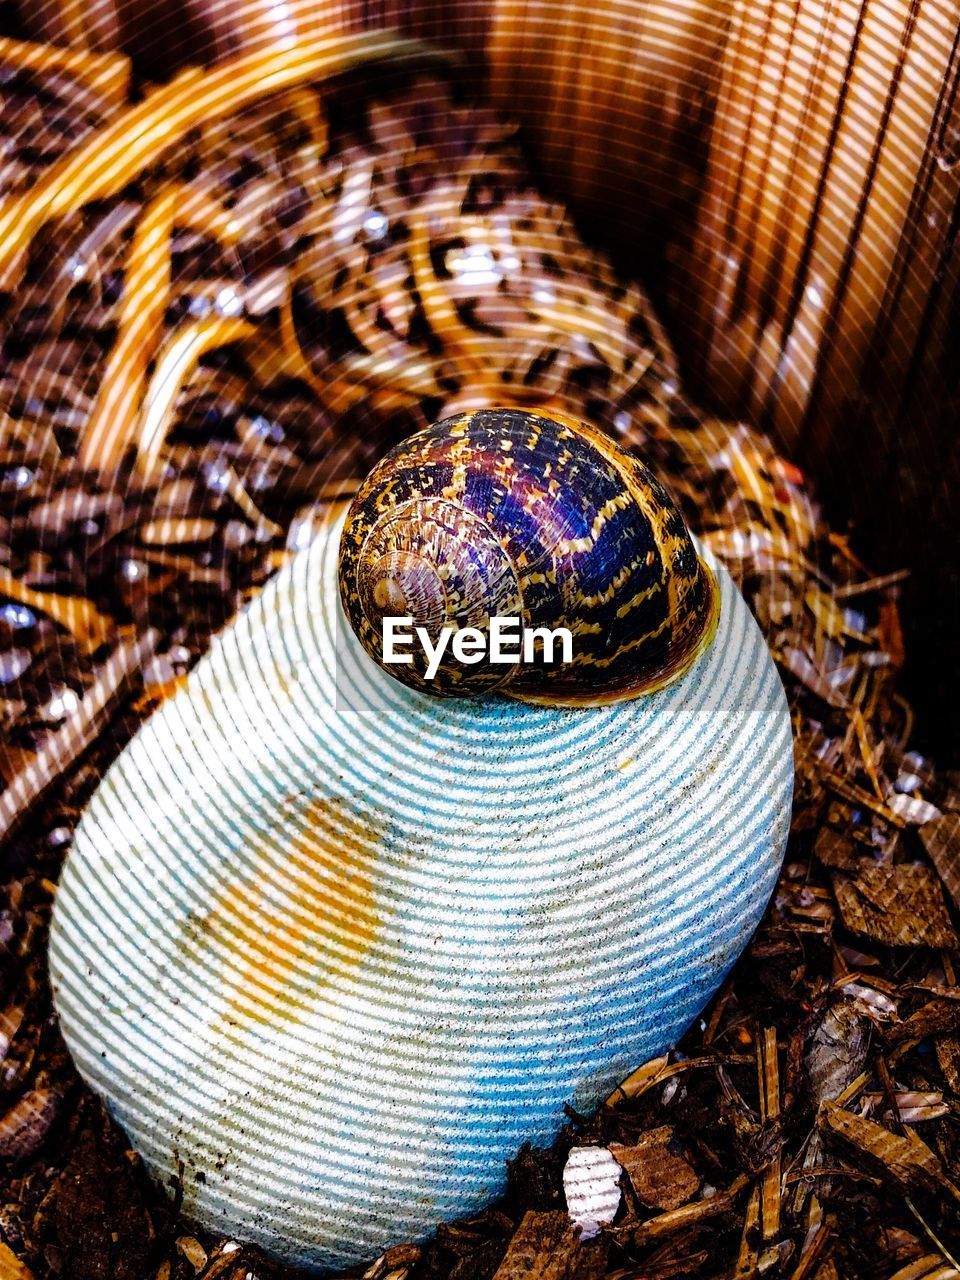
[887, 1255, 960, 1279]
[920, 816, 960, 910]
[936, 1037, 960, 1093]
[0, 1240, 35, 1279]
[0, 1089, 63, 1165]
[609, 1128, 700, 1212]
[51, 1113, 153, 1280]
[832, 864, 958, 949]
[613, 1172, 752, 1249]
[490, 1211, 605, 1280]
[885, 998, 960, 1047]
[806, 1003, 871, 1107]
[814, 827, 861, 872]
[819, 1102, 959, 1200]
[562, 1148, 621, 1239]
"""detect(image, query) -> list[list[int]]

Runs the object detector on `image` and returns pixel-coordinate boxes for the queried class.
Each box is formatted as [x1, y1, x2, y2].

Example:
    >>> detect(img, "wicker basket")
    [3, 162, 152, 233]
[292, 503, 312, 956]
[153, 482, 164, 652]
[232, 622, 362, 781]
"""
[16, 0, 960, 743]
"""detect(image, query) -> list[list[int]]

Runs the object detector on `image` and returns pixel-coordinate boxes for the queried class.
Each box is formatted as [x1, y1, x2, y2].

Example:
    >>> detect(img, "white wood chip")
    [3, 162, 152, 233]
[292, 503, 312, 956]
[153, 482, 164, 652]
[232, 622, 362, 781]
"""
[562, 1145, 622, 1239]
[886, 793, 942, 825]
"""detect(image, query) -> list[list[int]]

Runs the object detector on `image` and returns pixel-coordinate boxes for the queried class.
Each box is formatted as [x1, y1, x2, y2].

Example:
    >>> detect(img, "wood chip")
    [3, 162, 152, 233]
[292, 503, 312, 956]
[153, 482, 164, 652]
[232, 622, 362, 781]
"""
[733, 1182, 761, 1278]
[887, 794, 943, 826]
[935, 1036, 960, 1092]
[0, 1241, 35, 1279]
[920, 814, 960, 910]
[832, 864, 958, 950]
[0, 571, 115, 654]
[758, 1026, 782, 1246]
[819, 1102, 960, 1199]
[139, 518, 221, 546]
[175, 1237, 207, 1272]
[812, 1262, 840, 1280]
[0, 1086, 62, 1162]
[491, 1210, 605, 1280]
[562, 1147, 621, 1239]
[863, 1089, 950, 1124]
[806, 1004, 870, 1106]
[605, 1054, 669, 1104]
[610, 1128, 700, 1211]
[814, 827, 860, 871]
[885, 999, 960, 1047]
[887, 1255, 960, 1280]
[363, 1245, 421, 1279]
[618, 1175, 752, 1248]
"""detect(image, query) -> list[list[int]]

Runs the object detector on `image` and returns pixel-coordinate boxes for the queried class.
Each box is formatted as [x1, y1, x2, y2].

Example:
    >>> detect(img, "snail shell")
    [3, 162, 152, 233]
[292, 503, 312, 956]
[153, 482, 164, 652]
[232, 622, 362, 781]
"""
[338, 407, 719, 705]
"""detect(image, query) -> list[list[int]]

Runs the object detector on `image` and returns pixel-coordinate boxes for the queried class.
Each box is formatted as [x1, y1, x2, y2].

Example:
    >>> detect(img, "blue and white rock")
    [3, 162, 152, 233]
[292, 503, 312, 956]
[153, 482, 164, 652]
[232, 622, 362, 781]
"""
[49, 506, 792, 1272]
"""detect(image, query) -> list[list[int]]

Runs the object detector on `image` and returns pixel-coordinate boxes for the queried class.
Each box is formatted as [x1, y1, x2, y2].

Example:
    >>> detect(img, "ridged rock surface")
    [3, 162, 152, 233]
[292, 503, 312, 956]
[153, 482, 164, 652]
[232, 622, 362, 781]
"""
[50, 508, 793, 1271]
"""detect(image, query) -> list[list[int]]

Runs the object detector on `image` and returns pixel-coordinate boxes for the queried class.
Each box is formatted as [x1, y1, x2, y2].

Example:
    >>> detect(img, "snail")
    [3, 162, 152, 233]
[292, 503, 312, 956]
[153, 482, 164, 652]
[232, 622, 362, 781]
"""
[49, 408, 793, 1272]
[338, 407, 720, 704]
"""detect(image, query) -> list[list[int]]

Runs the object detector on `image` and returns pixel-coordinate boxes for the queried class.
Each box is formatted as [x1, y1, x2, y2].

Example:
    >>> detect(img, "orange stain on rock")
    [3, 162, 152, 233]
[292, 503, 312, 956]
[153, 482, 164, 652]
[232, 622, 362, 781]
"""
[183, 796, 384, 1030]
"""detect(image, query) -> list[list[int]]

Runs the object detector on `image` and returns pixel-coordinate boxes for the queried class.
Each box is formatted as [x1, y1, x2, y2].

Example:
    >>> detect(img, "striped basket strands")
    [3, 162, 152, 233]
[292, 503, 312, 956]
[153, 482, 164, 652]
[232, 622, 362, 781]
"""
[690, 0, 960, 472]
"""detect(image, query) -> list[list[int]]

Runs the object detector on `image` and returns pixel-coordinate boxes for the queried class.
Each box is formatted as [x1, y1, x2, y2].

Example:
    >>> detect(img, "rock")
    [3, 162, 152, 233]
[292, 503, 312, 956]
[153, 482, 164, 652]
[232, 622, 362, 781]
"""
[49, 513, 792, 1270]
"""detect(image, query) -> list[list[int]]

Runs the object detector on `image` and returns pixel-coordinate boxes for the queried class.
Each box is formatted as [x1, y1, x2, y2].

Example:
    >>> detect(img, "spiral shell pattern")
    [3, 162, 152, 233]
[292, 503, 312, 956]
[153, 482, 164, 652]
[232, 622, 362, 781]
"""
[338, 408, 719, 704]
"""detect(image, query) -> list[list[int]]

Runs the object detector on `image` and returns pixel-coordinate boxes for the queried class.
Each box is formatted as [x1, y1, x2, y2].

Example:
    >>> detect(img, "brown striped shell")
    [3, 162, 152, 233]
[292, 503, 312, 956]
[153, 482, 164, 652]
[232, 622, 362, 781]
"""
[337, 408, 720, 705]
